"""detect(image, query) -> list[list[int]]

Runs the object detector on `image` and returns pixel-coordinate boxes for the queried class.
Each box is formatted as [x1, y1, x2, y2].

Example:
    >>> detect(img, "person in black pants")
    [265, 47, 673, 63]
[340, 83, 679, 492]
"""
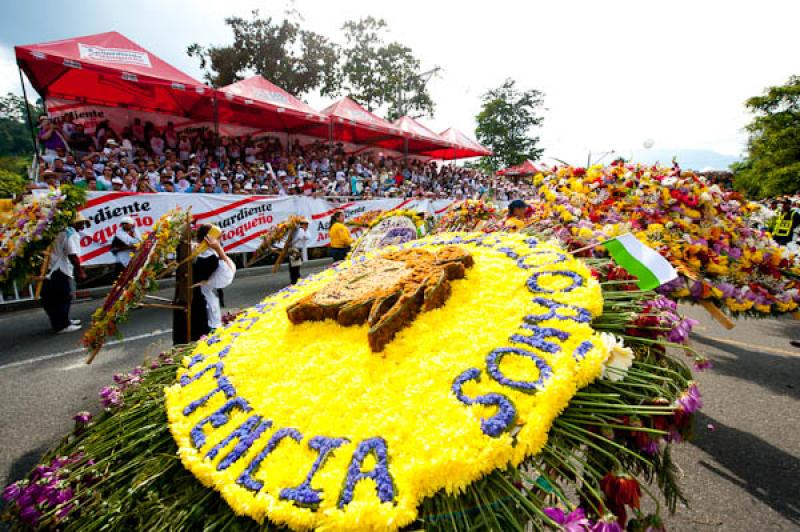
[41, 214, 89, 333]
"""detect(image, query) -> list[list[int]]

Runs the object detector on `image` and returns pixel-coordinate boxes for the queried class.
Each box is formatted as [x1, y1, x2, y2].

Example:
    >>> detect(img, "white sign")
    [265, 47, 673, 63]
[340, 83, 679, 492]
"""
[78, 43, 152, 68]
[77, 194, 487, 265]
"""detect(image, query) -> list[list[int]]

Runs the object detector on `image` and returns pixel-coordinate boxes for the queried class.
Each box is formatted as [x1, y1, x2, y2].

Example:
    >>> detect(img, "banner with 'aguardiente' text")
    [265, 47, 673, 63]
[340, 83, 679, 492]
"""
[77, 193, 477, 265]
[78, 192, 300, 265]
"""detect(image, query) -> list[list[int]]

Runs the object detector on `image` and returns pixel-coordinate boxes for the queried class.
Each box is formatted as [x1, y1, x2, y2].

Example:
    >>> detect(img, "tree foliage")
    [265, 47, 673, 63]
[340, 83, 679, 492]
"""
[340, 17, 434, 120]
[734, 75, 800, 198]
[188, 11, 434, 119]
[475, 79, 544, 171]
[0, 93, 41, 157]
[187, 9, 340, 96]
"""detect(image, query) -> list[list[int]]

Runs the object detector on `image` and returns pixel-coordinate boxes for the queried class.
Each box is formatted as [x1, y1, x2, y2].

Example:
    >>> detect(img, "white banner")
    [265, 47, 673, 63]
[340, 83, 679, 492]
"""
[77, 193, 479, 265]
[78, 192, 299, 265]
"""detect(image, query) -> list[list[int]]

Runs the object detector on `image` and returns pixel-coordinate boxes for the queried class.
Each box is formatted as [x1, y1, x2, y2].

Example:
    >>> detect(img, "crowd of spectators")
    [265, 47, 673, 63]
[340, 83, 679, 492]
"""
[33, 116, 532, 200]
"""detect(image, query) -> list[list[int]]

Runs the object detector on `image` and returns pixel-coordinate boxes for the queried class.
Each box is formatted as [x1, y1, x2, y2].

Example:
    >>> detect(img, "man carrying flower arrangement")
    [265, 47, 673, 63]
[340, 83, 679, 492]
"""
[40, 214, 90, 334]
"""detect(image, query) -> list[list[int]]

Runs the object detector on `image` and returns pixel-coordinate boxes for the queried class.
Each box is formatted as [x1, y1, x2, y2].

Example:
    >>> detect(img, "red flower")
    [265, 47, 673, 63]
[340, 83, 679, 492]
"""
[600, 472, 641, 525]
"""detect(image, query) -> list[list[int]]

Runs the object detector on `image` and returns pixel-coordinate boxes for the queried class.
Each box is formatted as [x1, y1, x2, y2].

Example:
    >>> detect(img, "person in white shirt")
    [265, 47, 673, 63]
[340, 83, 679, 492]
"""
[40, 214, 89, 333]
[110, 216, 141, 275]
[287, 219, 310, 284]
[183, 225, 236, 341]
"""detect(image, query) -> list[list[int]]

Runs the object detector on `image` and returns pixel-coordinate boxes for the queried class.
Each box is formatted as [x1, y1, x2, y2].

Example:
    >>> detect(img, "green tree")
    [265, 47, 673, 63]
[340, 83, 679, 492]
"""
[0, 93, 41, 157]
[188, 9, 340, 96]
[734, 75, 800, 197]
[340, 17, 435, 120]
[475, 79, 544, 171]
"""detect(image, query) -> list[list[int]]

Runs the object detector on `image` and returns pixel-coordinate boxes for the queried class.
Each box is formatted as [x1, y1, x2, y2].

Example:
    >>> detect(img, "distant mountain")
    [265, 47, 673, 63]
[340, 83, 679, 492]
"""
[628, 148, 741, 171]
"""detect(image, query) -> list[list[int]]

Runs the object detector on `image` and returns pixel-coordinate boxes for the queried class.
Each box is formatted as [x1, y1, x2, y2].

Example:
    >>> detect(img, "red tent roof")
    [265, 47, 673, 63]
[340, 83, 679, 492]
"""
[424, 127, 492, 159]
[218, 76, 329, 138]
[498, 159, 541, 177]
[16, 31, 211, 117]
[321, 97, 406, 149]
[393, 116, 452, 153]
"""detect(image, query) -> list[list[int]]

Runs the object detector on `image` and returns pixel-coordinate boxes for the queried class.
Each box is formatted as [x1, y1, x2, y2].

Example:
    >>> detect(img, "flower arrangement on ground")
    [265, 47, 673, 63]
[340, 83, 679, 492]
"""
[81, 209, 190, 352]
[4, 231, 702, 531]
[0, 186, 86, 286]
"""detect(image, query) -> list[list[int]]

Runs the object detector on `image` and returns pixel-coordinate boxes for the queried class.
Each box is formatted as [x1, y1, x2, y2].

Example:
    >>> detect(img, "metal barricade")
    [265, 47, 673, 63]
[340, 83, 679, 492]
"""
[0, 281, 36, 305]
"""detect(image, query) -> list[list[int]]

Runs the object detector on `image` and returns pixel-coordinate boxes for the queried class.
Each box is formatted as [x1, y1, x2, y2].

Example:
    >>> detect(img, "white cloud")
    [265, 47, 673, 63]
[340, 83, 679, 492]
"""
[0, 45, 21, 95]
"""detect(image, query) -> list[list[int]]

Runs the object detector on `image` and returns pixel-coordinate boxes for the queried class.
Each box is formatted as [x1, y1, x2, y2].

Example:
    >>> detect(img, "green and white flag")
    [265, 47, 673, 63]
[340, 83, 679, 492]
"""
[604, 233, 677, 291]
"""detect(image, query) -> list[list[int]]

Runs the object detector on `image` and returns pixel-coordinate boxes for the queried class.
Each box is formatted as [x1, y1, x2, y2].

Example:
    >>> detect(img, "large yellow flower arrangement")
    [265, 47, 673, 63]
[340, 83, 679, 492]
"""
[165, 232, 608, 530]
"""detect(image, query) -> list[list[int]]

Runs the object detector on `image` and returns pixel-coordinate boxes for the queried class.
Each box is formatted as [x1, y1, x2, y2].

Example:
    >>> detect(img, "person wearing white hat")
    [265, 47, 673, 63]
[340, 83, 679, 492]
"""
[110, 216, 141, 275]
[41, 214, 90, 333]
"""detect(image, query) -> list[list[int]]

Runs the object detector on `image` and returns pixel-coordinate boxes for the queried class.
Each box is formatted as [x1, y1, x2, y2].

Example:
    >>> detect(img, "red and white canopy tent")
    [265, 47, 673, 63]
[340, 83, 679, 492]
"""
[16, 31, 211, 118]
[321, 97, 408, 151]
[217, 76, 329, 140]
[393, 115, 453, 154]
[497, 159, 541, 177]
[422, 127, 492, 160]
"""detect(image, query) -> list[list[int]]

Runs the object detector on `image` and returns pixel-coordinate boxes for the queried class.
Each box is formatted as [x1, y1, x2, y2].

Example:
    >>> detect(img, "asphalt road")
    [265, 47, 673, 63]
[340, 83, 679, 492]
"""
[0, 271, 798, 531]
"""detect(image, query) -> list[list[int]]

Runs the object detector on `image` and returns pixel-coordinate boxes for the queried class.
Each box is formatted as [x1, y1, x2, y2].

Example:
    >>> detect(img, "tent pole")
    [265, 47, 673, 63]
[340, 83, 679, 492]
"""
[328, 119, 333, 153]
[404, 137, 408, 166]
[212, 92, 219, 161]
[18, 66, 39, 162]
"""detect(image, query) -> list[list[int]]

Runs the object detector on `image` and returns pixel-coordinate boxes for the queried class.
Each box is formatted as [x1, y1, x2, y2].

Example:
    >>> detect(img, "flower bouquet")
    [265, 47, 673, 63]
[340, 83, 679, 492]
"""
[4, 232, 705, 531]
[0, 186, 86, 287]
[81, 209, 190, 352]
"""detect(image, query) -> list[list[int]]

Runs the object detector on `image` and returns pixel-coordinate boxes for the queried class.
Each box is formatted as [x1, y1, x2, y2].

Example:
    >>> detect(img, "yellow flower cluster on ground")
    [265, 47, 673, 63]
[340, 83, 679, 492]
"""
[165, 232, 608, 531]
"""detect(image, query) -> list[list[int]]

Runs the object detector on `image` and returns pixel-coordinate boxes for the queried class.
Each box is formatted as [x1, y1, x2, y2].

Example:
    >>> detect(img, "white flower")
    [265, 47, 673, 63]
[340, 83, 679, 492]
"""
[599, 332, 634, 382]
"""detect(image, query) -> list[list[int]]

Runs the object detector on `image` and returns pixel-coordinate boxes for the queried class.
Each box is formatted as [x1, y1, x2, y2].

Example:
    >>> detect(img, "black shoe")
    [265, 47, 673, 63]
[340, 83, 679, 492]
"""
[790, 340, 800, 348]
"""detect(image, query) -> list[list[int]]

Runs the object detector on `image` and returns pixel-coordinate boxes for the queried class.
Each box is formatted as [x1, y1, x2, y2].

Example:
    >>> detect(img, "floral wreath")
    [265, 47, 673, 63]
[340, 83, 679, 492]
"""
[247, 215, 308, 267]
[82, 209, 190, 352]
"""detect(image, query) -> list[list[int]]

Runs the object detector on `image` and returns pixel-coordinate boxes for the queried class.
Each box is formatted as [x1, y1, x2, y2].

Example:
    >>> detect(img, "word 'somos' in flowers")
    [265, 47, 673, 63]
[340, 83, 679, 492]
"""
[164, 232, 610, 530]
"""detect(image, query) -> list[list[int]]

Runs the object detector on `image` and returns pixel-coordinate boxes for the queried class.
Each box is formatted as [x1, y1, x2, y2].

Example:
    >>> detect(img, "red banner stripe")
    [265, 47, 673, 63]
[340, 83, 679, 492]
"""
[435, 202, 455, 214]
[223, 227, 273, 252]
[80, 244, 112, 262]
[387, 198, 414, 211]
[311, 202, 355, 220]
[82, 192, 141, 210]
[192, 195, 275, 221]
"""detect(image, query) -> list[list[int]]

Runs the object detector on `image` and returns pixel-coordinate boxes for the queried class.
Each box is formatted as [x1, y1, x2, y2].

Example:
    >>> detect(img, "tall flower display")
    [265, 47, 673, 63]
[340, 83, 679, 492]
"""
[82, 209, 190, 352]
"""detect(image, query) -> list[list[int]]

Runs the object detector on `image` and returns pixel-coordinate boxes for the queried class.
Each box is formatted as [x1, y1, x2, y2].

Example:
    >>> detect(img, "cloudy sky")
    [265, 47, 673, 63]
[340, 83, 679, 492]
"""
[2, 0, 797, 168]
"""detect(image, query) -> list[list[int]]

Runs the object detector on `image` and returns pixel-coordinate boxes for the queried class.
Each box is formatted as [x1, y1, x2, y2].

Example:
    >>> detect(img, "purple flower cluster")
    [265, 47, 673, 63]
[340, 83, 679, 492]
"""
[337, 437, 394, 508]
[543, 506, 626, 531]
[486, 347, 553, 393]
[526, 270, 584, 294]
[2, 453, 93, 527]
[281, 436, 348, 506]
[643, 296, 699, 344]
[99, 385, 123, 409]
[452, 368, 517, 437]
[676, 383, 703, 414]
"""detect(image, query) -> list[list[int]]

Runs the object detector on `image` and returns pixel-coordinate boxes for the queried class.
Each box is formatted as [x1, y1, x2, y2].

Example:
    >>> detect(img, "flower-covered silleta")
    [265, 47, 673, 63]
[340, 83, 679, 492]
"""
[520, 162, 800, 315]
[82, 209, 189, 352]
[0, 186, 86, 286]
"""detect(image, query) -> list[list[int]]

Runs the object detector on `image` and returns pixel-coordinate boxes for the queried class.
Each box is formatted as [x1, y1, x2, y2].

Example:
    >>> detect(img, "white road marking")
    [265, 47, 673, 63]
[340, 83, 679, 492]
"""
[0, 329, 172, 372]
